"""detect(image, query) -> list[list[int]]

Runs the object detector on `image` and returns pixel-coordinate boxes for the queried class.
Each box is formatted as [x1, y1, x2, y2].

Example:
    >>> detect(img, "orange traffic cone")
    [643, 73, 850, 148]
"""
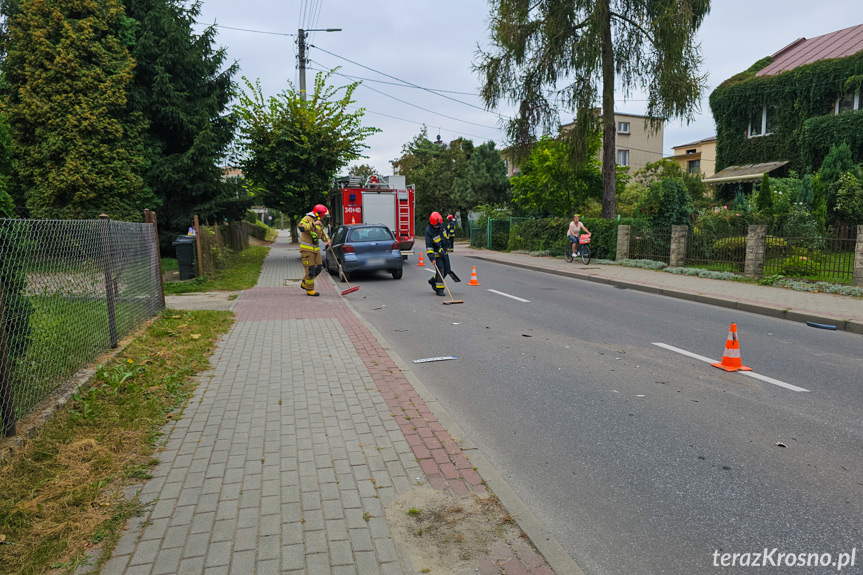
[712, 323, 752, 372]
[468, 265, 480, 286]
[417, 252, 425, 266]
[350, 215, 356, 224]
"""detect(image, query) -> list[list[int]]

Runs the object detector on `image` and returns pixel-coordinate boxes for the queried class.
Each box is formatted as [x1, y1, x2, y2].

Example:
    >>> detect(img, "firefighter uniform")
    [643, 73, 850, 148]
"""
[445, 217, 456, 251]
[425, 216, 449, 296]
[298, 208, 329, 296]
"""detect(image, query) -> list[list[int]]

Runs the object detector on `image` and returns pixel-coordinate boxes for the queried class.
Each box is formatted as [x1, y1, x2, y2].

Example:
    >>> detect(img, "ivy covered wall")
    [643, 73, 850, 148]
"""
[709, 52, 863, 173]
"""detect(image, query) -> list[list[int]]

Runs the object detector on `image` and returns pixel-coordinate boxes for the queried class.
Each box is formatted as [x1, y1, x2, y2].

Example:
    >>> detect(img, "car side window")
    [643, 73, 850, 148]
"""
[334, 227, 346, 243]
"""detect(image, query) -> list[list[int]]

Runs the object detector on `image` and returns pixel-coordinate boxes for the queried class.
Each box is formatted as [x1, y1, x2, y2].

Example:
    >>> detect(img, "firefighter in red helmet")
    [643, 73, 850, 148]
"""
[445, 214, 456, 252]
[425, 212, 449, 296]
[298, 204, 330, 296]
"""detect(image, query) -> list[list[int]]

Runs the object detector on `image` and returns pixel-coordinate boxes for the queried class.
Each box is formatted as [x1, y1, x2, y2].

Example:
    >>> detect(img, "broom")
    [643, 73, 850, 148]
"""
[333, 255, 359, 295]
[431, 258, 463, 305]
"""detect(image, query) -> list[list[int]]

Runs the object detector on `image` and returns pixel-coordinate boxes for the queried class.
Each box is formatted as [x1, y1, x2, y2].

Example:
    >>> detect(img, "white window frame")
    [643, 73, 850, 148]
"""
[617, 121, 630, 134]
[748, 105, 774, 138]
[835, 89, 861, 114]
[617, 149, 629, 167]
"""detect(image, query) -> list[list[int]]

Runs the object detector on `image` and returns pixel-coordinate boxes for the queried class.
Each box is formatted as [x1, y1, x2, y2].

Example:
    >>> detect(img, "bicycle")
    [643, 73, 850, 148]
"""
[564, 234, 591, 264]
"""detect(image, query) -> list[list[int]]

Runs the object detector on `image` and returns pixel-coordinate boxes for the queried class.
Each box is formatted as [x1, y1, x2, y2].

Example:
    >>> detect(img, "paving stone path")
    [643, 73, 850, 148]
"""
[102, 234, 552, 575]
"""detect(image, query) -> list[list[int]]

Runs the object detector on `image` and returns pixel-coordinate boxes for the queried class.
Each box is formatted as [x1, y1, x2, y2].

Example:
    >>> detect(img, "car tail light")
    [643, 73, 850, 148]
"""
[342, 244, 355, 253]
[391, 241, 399, 250]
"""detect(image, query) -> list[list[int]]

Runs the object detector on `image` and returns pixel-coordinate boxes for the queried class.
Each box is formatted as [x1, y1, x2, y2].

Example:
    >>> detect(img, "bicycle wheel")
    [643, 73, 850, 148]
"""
[580, 244, 591, 265]
[564, 249, 573, 263]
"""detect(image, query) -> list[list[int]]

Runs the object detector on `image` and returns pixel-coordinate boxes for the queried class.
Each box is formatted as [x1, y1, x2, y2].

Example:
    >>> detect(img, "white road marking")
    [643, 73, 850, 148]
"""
[487, 289, 530, 303]
[652, 343, 810, 393]
[425, 268, 435, 273]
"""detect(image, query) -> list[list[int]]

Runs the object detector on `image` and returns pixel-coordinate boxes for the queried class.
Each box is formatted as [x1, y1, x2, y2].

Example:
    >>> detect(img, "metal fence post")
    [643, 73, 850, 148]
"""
[100, 214, 118, 348]
[0, 278, 16, 437]
[487, 219, 492, 250]
[853, 225, 863, 287]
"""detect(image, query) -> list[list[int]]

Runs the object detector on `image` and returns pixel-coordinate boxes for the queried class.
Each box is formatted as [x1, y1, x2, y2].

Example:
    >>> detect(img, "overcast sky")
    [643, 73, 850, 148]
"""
[196, 1, 863, 175]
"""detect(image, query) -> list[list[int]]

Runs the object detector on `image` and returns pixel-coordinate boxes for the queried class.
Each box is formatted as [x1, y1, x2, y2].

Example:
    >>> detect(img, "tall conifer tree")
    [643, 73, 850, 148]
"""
[123, 0, 243, 232]
[1, 0, 151, 220]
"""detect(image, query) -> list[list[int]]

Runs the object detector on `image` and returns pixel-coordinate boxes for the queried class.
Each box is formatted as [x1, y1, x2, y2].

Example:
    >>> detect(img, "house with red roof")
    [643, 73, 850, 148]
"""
[707, 24, 863, 189]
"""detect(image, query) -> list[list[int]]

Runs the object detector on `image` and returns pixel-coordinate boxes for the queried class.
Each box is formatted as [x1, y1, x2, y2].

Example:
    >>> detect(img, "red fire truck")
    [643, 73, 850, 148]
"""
[329, 174, 415, 258]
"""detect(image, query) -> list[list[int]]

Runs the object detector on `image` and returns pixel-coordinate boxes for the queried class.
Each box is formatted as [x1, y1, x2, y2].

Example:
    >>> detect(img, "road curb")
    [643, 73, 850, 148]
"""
[334, 277, 585, 575]
[466, 255, 863, 334]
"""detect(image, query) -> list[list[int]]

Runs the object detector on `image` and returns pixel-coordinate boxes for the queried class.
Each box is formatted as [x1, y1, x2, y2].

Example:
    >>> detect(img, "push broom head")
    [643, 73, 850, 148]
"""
[442, 299, 463, 305]
[341, 286, 359, 296]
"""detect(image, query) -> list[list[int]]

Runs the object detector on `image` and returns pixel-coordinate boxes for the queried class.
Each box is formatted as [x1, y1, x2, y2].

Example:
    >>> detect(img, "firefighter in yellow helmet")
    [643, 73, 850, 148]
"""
[298, 204, 330, 296]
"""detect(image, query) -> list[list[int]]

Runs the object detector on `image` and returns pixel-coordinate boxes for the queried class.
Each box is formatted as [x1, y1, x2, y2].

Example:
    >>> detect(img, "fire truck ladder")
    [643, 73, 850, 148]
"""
[397, 193, 411, 240]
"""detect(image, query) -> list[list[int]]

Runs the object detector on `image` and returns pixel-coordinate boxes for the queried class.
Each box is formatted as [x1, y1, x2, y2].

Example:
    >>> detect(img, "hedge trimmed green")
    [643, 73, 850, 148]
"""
[508, 216, 646, 259]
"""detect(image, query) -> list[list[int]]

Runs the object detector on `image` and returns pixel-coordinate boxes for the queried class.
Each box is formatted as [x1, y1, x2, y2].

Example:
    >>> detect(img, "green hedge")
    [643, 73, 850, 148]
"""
[508, 217, 646, 259]
[711, 235, 788, 260]
[248, 220, 269, 241]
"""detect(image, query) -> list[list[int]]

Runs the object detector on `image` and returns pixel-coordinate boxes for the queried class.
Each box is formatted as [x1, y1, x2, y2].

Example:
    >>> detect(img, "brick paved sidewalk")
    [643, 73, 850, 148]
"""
[102, 237, 554, 574]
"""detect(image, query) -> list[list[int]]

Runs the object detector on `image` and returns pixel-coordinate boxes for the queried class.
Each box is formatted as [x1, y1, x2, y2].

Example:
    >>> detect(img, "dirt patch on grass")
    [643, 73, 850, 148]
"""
[385, 486, 545, 574]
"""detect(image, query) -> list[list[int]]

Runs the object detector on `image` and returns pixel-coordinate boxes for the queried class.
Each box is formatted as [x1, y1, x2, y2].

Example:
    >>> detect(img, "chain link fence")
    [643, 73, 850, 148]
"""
[0, 217, 164, 436]
[468, 217, 533, 250]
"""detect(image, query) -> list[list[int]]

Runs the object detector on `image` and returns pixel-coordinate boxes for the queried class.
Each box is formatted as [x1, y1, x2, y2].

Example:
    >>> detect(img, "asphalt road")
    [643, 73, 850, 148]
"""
[334, 253, 863, 575]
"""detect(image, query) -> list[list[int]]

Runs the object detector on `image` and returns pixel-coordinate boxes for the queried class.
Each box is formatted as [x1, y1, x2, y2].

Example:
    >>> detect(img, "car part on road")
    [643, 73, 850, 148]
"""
[334, 256, 359, 296]
[806, 321, 837, 330]
[412, 356, 458, 364]
[448, 270, 461, 282]
[431, 259, 463, 305]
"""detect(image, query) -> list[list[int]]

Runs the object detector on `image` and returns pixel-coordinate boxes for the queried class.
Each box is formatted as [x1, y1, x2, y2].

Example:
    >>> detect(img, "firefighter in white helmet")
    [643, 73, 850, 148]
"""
[298, 204, 330, 296]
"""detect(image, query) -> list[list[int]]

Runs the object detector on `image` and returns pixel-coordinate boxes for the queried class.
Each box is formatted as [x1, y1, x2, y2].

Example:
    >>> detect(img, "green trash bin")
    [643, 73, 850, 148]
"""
[172, 235, 196, 280]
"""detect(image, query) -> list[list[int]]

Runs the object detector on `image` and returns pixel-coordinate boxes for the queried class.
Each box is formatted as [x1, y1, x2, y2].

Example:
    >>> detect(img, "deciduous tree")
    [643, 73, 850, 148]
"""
[235, 72, 378, 240]
[477, 0, 710, 218]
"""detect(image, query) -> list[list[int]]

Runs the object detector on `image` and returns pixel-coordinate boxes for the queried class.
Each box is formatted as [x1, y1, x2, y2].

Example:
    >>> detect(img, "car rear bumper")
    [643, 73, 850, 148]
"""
[342, 253, 403, 273]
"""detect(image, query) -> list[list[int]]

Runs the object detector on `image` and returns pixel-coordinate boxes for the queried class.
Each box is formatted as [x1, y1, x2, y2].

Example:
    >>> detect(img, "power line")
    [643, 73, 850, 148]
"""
[309, 43, 513, 122]
[309, 62, 504, 131]
[345, 105, 505, 145]
[215, 24, 294, 38]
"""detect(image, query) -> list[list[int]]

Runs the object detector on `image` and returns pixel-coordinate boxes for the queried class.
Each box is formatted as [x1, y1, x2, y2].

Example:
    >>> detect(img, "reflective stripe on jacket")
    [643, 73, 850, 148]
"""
[298, 213, 329, 251]
[425, 224, 446, 256]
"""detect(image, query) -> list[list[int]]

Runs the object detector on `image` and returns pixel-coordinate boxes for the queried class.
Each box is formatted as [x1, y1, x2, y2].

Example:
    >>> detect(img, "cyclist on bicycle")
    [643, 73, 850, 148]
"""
[567, 214, 591, 257]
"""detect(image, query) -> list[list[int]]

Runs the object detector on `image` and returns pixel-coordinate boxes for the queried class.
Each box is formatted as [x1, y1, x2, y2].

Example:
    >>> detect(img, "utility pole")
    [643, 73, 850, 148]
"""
[297, 28, 342, 101]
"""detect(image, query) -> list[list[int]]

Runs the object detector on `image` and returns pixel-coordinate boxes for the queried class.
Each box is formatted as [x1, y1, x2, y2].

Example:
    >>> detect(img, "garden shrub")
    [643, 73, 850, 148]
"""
[711, 235, 787, 260]
[247, 220, 269, 241]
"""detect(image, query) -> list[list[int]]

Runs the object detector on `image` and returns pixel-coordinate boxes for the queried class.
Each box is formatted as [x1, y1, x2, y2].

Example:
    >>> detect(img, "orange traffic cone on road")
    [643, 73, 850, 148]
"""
[468, 265, 480, 286]
[417, 252, 425, 266]
[712, 323, 752, 372]
[350, 215, 356, 224]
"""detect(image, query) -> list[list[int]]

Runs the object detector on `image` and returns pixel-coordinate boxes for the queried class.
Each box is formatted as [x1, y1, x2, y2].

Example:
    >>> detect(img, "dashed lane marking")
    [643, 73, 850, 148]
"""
[651, 342, 810, 393]
[487, 289, 530, 303]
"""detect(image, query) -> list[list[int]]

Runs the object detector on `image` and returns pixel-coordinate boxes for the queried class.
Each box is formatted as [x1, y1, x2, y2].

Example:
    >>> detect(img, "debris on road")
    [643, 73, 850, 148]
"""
[806, 321, 837, 330]
[372, 305, 386, 310]
[413, 356, 458, 364]
[776, 442, 788, 448]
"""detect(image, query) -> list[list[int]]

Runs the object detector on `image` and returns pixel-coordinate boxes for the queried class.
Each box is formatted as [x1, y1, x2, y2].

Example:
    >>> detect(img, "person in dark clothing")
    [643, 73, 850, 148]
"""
[445, 214, 456, 252]
[425, 212, 449, 296]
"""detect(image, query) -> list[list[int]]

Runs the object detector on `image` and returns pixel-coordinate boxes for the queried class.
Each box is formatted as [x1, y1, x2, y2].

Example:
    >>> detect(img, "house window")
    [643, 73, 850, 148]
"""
[617, 121, 630, 134]
[835, 90, 860, 114]
[748, 105, 774, 138]
[617, 149, 629, 167]
[686, 149, 697, 154]
[688, 159, 701, 174]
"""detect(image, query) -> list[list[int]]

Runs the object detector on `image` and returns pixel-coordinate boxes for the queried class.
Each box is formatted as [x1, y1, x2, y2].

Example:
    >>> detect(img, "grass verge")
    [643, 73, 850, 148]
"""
[0, 309, 233, 575]
[164, 246, 269, 294]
